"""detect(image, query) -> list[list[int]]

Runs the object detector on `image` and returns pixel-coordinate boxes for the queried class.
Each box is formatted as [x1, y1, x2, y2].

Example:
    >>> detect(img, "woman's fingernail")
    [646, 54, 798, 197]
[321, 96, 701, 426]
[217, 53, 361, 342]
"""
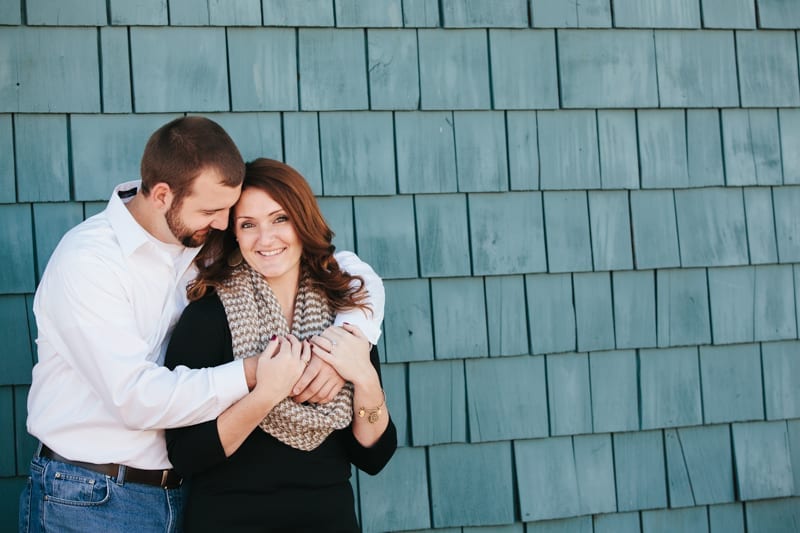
[270, 334, 277, 340]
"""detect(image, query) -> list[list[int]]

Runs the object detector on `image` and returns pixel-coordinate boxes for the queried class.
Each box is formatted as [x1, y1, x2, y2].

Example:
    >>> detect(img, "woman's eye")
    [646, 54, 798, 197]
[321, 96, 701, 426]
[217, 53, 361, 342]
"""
[240, 222, 254, 229]
[275, 215, 288, 223]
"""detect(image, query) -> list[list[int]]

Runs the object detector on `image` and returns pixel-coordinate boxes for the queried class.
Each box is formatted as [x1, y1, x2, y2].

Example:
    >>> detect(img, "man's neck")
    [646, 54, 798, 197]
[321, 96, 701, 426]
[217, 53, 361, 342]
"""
[125, 192, 177, 246]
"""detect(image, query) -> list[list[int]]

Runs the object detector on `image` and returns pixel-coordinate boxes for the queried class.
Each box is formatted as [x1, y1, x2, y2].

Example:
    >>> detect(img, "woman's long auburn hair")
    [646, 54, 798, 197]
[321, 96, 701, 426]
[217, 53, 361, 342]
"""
[187, 157, 370, 315]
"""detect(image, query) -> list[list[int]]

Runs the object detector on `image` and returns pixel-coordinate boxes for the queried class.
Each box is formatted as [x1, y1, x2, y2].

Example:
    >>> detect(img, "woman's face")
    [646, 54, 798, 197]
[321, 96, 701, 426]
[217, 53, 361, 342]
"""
[233, 187, 303, 287]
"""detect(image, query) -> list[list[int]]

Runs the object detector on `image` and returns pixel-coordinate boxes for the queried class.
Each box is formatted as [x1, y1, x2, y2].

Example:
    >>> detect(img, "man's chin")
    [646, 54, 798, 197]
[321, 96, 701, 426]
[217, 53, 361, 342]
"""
[182, 231, 209, 248]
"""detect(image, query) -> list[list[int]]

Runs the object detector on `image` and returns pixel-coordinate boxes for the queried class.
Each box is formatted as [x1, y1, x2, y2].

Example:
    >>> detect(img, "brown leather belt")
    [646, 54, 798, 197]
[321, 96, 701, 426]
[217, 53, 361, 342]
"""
[40, 445, 182, 489]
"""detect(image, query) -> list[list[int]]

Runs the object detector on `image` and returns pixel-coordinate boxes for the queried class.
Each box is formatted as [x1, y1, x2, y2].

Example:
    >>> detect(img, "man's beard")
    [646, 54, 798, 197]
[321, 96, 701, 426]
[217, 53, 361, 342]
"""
[165, 202, 209, 247]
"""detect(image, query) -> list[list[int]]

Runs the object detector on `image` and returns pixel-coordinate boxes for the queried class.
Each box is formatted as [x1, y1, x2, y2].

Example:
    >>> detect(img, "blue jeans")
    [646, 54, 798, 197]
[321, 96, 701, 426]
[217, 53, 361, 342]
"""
[19, 448, 184, 533]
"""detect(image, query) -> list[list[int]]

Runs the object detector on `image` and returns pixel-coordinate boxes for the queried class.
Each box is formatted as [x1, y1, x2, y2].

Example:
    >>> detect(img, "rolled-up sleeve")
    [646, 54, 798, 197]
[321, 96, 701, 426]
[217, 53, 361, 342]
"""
[333, 250, 385, 344]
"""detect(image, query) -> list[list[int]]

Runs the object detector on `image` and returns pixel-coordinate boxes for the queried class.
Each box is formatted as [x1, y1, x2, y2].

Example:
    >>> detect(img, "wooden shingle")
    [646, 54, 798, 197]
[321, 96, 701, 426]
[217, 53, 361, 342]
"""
[395, 112, 457, 193]
[299, 29, 367, 110]
[588, 190, 634, 271]
[319, 112, 395, 195]
[354, 196, 417, 279]
[732, 421, 795, 500]
[26, 0, 105, 28]
[382, 279, 434, 363]
[336, 0, 402, 27]
[665, 425, 734, 506]
[613, 270, 657, 349]
[543, 191, 593, 273]
[538, 110, 600, 189]
[379, 363, 408, 445]
[210, 112, 283, 163]
[418, 29, 491, 110]
[736, 31, 800, 107]
[131, 28, 228, 112]
[754, 265, 797, 341]
[367, 29, 419, 110]
[527, 517, 593, 533]
[469, 192, 546, 275]
[756, 0, 800, 28]
[526, 273, 575, 355]
[574, 272, 615, 352]
[762, 341, 800, 420]
[614, 430, 667, 512]
[722, 109, 783, 186]
[409, 360, 466, 445]
[454, 111, 508, 191]
[109, 0, 166, 25]
[745, 497, 800, 533]
[506, 111, 540, 190]
[655, 31, 738, 107]
[0, 296, 33, 386]
[485, 275, 529, 357]
[442, 0, 527, 27]
[489, 30, 559, 109]
[640, 347, 702, 429]
[0, 387, 13, 475]
[262, 0, 333, 26]
[700, 0, 755, 28]
[638, 110, 689, 189]
[700, 344, 764, 424]
[14, 385, 35, 473]
[465, 356, 548, 441]
[744, 188, 779, 264]
[641, 508, 709, 533]
[516, 437, 581, 521]
[283, 113, 322, 194]
[317, 197, 354, 250]
[593, 512, 641, 533]
[0, 28, 100, 113]
[656, 269, 711, 347]
[0, 0, 20, 24]
[547, 352, 592, 436]
[780, 109, 800, 184]
[0, 114, 13, 203]
[416, 194, 471, 277]
[531, 0, 611, 28]
[208, 0, 261, 25]
[558, 30, 658, 108]
[0, 204, 34, 294]
[100, 27, 132, 113]
[708, 266, 757, 344]
[686, 110, 725, 187]
[431, 277, 488, 358]
[774, 186, 800, 262]
[614, 153, 658, 215]
[613, 0, 701, 28]
[228, 29, 297, 111]
[429, 442, 514, 527]
[168, 0, 209, 25]
[14, 114, 69, 202]
[71, 114, 177, 201]
[358, 447, 430, 532]
[590, 350, 639, 433]
[789, 419, 800, 496]
[708, 503, 745, 533]
[402, 0, 440, 26]
[675, 188, 748, 267]
[597, 110, 640, 189]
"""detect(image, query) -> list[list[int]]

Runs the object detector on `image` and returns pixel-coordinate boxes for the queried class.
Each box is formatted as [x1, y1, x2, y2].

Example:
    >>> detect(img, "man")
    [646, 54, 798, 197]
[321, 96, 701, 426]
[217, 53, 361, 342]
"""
[19, 116, 384, 532]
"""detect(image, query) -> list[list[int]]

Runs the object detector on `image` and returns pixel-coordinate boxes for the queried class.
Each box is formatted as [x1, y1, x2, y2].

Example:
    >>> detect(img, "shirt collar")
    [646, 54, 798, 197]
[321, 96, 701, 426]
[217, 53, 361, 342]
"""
[104, 181, 203, 269]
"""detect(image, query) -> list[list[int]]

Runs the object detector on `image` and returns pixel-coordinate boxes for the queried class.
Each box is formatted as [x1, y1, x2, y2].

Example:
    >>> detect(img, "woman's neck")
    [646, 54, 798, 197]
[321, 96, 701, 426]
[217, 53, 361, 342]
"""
[266, 270, 300, 330]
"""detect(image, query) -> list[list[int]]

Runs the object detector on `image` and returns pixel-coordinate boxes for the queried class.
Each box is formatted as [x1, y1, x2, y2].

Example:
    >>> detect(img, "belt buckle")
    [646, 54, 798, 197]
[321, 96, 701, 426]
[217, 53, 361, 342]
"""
[160, 470, 168, 487]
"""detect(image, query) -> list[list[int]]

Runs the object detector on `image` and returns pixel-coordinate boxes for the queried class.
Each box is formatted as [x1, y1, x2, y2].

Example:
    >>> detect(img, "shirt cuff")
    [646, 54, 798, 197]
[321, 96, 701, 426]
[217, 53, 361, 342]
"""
[211, 359, 250, 408]
[333, 312, 382, 345]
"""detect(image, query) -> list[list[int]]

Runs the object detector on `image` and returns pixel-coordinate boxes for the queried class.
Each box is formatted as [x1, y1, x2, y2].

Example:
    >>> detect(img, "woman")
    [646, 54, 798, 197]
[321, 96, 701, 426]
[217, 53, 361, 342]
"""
[164, 158, 396, 532]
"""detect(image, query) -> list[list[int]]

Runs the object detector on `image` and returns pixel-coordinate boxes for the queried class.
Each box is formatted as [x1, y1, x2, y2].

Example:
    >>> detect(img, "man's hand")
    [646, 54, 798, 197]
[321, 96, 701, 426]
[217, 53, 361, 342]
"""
[291, 355, 345, 404]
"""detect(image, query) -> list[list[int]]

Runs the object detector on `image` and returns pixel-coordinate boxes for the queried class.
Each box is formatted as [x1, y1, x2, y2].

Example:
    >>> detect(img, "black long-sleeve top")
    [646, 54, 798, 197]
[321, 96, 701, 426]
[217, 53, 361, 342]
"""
[164, 293, 397, 533]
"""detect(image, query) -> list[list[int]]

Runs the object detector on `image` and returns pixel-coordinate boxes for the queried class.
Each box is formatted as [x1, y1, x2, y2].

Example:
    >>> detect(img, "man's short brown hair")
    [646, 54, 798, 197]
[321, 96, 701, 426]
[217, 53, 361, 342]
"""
[140, 116, 245, 202]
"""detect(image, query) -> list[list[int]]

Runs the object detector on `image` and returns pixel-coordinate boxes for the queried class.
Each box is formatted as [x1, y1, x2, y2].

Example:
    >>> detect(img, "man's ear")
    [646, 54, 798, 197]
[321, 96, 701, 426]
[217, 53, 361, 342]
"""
[148, 182, 173, 211]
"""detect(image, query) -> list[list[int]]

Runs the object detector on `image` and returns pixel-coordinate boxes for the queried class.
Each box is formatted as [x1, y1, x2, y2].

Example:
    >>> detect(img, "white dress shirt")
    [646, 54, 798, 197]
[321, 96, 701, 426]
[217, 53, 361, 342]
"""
[27, 181, 384, 470]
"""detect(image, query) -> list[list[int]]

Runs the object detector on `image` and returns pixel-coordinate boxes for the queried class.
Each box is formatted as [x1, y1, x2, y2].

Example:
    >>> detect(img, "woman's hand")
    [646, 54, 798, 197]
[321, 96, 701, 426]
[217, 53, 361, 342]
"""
[310, 324, 377, 388]
[252, 335, 309, 406]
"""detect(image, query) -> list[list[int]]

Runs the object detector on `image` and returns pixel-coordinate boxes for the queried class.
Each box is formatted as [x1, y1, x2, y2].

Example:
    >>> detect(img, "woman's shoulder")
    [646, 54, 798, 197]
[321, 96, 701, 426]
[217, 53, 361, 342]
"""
[181, 291, 226, 321]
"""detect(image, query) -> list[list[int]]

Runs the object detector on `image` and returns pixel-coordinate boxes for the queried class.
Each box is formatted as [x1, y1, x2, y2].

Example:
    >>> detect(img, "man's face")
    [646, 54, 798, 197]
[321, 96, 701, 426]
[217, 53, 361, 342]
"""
[165, 169, 241, 247]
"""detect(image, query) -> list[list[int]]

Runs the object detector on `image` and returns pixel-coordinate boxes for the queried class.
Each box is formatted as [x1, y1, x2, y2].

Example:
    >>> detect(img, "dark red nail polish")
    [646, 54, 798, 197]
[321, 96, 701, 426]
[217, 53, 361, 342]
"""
[270, 334, 277, 340]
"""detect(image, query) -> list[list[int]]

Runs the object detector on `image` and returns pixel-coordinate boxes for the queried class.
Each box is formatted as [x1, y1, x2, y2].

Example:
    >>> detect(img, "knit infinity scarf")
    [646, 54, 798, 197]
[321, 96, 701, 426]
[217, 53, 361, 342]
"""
[216, 262, 354, 451]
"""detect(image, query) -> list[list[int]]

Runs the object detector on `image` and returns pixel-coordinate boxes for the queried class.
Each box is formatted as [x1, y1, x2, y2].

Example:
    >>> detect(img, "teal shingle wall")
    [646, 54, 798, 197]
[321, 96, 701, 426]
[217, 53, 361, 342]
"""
[4, 2, 800, 531]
